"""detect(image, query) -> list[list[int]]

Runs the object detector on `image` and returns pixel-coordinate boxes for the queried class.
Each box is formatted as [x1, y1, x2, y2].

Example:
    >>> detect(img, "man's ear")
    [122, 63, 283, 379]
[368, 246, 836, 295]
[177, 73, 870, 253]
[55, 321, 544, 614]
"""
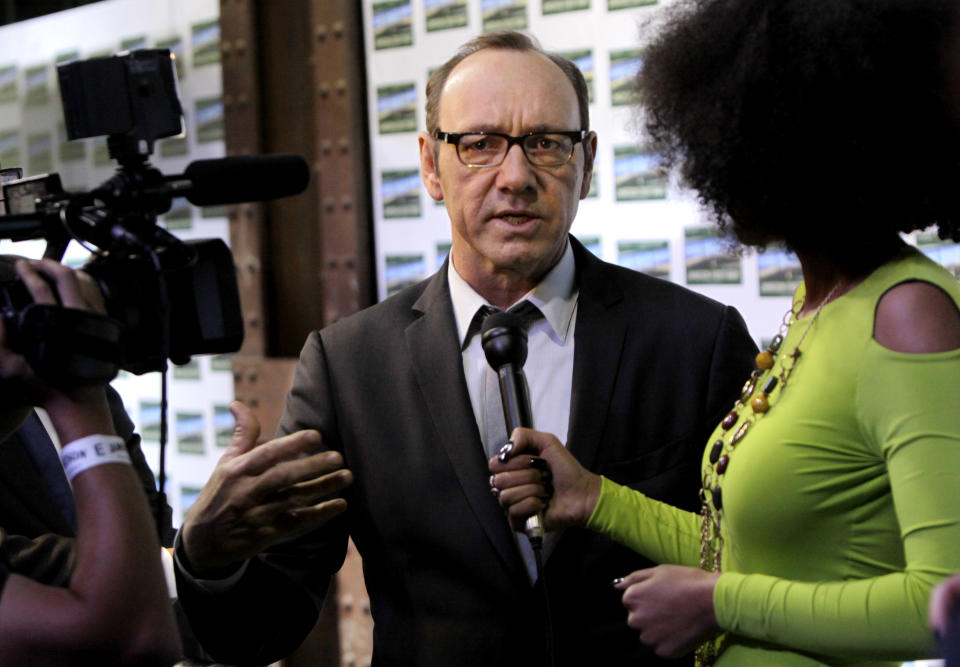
[419, 132, 444, 202]
[578, 131, 598, 200]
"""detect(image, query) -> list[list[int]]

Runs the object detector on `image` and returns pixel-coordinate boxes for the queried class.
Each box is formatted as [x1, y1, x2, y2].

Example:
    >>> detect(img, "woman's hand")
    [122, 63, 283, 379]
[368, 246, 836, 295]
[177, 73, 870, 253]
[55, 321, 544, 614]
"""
[488, 426, 602, 532]
[614, 565, 721, 657]
[930, 573, 960, 638]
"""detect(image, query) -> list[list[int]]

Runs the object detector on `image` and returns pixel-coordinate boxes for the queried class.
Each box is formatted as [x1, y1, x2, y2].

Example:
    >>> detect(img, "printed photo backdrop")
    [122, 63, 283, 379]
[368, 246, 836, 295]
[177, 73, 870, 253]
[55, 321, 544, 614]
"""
[0, 0, 229, 527]
[360, 0, 960, 347]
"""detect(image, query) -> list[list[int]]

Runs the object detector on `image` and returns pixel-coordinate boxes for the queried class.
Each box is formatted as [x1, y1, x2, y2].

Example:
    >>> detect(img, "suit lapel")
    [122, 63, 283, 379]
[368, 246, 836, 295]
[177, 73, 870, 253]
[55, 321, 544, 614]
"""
[539, 241, 627, 564]
[405, 267, 529, 582]
[566, 240, 627, 474]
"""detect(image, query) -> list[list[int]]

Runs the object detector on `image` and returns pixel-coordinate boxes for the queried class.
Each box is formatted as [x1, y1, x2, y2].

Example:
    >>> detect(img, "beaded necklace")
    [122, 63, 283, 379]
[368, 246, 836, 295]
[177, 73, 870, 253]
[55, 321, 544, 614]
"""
[694, 282, 841, 667]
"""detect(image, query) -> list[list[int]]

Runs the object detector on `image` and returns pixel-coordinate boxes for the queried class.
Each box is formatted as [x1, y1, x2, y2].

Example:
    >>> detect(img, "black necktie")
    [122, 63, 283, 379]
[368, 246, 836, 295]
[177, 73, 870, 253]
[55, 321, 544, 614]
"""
[462, 300, 544, 351]
[471, 301, 544, 458]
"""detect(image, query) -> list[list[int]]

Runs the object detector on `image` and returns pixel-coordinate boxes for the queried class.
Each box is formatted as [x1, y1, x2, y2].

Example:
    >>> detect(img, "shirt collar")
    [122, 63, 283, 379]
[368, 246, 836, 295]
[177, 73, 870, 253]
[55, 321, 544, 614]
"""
[448, 240, 578, 348]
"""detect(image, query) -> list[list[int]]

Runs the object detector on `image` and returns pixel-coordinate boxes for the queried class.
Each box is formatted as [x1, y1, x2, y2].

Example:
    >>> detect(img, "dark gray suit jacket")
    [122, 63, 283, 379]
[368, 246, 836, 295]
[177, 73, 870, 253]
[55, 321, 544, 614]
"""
[177, 238, 757, 666]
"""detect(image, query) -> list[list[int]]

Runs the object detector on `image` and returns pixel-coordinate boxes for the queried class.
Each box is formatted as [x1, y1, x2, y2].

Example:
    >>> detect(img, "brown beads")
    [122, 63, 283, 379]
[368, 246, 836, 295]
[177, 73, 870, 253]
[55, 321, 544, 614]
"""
[721, 411, 738, 430]
[717, 455, 729, 474]
[751, 394, 769, 413]
[755, 350, 774, 370]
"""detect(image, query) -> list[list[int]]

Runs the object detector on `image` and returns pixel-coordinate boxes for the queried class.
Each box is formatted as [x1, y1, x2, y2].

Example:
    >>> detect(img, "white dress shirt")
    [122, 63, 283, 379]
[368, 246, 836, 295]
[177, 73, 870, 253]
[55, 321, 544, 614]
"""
[448, 242, 579, 460]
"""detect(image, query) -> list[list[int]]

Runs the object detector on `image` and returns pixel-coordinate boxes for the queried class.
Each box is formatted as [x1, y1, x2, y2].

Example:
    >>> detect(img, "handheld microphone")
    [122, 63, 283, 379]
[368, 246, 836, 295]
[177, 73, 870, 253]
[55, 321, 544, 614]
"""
[481, 310, 545, 545]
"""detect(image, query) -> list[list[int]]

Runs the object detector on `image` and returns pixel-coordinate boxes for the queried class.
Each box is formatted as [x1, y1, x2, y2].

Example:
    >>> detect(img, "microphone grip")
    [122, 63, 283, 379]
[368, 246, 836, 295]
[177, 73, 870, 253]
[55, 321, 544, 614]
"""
[496, 366, 533, 433]
[496, 365, 544, 543]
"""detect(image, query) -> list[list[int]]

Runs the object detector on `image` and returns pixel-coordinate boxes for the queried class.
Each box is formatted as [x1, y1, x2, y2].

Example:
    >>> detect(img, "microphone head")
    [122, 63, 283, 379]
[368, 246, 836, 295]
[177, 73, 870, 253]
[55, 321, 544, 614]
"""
[481, 311, 528, 370]
[183, 153, 309, 206]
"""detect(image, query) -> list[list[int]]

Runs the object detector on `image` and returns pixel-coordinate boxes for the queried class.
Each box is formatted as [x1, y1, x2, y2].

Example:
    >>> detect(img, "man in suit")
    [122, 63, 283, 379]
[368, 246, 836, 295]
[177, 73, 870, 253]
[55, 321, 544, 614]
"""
[174, 32, 757, 665]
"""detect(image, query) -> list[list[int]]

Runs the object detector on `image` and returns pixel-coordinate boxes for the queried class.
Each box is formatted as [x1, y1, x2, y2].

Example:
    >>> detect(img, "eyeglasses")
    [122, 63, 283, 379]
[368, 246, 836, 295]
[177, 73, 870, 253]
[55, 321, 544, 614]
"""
[434, 130, 587, 168]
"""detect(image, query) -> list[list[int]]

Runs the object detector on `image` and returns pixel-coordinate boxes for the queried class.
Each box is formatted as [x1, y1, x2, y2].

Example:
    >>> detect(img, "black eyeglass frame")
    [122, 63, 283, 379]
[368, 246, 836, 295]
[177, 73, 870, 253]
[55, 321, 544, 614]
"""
[434, 129, 588, 168]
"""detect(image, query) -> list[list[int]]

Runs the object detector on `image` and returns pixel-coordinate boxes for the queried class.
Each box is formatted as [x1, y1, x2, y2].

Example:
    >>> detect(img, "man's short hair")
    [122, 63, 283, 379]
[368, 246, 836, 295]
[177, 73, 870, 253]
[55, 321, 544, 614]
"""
[425, 31, 590, 136]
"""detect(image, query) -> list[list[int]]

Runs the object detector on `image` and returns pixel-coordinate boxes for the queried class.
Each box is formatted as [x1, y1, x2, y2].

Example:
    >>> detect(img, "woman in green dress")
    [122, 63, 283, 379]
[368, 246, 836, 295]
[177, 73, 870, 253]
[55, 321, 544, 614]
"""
[490, 0, 960, 664]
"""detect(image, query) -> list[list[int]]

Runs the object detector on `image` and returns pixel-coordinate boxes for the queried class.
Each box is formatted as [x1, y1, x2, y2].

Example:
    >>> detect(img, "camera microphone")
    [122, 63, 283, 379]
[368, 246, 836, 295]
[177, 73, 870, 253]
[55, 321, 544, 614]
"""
[162, 153, 310, 206]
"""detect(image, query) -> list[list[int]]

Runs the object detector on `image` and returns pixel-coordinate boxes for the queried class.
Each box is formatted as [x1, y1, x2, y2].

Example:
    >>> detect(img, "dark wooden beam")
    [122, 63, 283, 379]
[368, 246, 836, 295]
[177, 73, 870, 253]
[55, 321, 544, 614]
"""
[219, 1, 375, 664]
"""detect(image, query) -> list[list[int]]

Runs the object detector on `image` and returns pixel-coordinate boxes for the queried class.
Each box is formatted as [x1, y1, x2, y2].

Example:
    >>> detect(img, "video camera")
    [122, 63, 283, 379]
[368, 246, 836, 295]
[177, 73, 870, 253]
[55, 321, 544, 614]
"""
[0, 49, 309, 386]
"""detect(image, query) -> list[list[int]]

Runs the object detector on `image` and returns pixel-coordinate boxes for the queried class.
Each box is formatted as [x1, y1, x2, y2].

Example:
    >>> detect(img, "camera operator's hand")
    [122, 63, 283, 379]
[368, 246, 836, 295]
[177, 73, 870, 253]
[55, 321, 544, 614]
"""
[75, 266, 108, 314]
[18, 257, 103, 312]
[0, 258, 112, 440]
[180, 401, 353, 577]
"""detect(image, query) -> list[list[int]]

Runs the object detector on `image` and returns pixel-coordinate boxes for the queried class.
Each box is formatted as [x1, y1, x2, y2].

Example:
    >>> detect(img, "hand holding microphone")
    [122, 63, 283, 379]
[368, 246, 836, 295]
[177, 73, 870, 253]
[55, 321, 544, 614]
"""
[489, 427, 603, 534]
[482, 309, 603, 535]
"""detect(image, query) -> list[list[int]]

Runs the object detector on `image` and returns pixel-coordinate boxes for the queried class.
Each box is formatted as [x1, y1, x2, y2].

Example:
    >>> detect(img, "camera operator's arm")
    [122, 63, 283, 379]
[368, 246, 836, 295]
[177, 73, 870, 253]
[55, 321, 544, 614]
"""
[0, 259, 180, 666]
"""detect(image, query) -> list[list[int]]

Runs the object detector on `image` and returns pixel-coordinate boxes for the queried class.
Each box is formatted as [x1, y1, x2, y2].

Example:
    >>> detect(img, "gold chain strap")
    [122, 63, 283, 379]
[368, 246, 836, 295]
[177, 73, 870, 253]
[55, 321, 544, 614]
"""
[696, 500, 722, 666]
[692, 281, 842, 667]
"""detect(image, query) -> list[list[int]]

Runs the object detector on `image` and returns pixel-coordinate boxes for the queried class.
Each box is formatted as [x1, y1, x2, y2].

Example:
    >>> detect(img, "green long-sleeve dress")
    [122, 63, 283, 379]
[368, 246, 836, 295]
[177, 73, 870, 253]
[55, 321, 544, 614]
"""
[588, 246, 960, 666]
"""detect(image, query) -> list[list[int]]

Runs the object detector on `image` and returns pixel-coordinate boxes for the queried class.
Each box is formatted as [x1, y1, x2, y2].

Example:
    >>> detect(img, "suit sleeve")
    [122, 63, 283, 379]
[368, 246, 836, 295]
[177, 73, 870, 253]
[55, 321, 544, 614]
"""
[175, 332, 349, 666]
[587, 302, 755, 565]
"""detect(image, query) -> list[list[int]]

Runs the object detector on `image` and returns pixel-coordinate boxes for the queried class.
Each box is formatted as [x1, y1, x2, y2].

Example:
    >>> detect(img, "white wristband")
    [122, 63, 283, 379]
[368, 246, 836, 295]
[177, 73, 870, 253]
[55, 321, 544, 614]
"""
[60, 434, 131, 480]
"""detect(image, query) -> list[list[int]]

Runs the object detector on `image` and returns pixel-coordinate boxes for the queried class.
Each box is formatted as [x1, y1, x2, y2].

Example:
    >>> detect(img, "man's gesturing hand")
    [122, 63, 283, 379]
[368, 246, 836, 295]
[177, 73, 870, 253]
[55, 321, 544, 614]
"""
[180, 401, 353, 576]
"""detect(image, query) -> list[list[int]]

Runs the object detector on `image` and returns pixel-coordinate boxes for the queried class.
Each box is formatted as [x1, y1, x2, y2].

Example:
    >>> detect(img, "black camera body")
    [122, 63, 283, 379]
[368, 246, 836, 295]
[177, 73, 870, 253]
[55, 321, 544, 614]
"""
[0, 49, 250, 387]
[83, 237, 243, 375]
